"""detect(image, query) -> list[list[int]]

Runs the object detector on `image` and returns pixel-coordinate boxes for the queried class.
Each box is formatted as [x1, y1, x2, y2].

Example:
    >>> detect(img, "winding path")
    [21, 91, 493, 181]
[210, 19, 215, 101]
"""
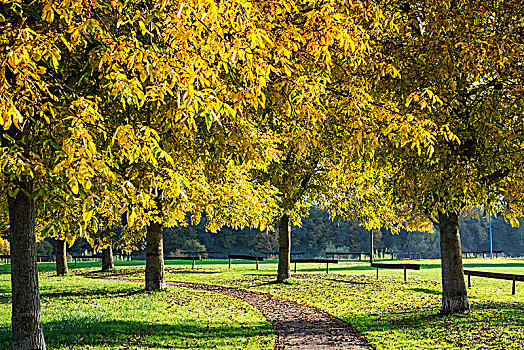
[99, 278, 373, 350]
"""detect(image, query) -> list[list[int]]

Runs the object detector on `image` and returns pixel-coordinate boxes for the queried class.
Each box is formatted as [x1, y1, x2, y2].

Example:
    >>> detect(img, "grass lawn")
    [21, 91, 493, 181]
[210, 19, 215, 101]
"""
[0, 263, 273, 350]
[1, 257, 523, 349]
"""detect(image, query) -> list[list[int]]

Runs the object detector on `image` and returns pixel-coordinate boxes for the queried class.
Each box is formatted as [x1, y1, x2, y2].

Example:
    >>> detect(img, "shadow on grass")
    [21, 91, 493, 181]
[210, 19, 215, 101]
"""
[0, 265, 11, 275]
[39, 287, 143, 301]
[348, 300, 524, 335]
[326, 278, 372, 285]
[0, 285, 10, 303]
[165, 269, 223, 275]
[409, 287, 480, 300]
[1, 284, 142, 304]
[0, 316, 273, 349]
[75, 268, 143, 278]
[410, 288, 441, 296]
[247, 279, 295, 288]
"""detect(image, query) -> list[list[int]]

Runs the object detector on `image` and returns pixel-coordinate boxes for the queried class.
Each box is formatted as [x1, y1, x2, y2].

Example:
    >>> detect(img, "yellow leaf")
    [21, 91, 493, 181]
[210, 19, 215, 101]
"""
[349, 40, 356, 52]
[138, 20, 147, 35]
[128, 211, 136, 227]
[87, 140, 97, 155]
[83, 210, 93, 223]
[70, 179, 79, 195]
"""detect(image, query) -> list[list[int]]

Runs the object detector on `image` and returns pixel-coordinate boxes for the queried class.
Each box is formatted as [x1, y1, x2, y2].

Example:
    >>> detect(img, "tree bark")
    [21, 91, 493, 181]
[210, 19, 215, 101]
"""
[9, 177, 46, 349]
[55, 238, 68, 276]
[277, 212, 291, 282]
[145, 193, 166, 291]
[101, 246, 114, 271]
[370, 229, 374, 263]
[438, 211, 470, 315]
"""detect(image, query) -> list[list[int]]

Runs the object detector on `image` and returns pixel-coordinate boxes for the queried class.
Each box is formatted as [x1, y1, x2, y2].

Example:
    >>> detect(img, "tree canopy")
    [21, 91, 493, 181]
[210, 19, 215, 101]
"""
[366, 0, 524, 314]
[3, 0, 524, 347]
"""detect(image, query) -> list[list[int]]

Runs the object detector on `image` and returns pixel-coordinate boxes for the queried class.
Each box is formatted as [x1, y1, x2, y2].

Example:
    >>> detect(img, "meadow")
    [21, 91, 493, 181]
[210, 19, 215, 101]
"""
[1, 258, 523, 349]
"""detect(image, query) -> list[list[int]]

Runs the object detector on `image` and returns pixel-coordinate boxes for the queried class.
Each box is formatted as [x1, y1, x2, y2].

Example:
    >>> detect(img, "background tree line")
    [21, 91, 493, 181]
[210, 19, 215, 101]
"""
[127, 208, 524, 258]
[24, 206, 524, 259]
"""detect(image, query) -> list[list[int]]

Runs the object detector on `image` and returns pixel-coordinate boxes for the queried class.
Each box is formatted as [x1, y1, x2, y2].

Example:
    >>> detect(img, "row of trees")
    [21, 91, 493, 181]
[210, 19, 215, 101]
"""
[156, 206, 524, 258]
[2, 0, 524, 348]
[28, 205, 524, 261]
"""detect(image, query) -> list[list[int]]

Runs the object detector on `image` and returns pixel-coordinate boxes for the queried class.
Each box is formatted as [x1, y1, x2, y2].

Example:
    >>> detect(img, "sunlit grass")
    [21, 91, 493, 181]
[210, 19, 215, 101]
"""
[1, 257, 523, 349]
[0, 270, 273, 349]
[155, 257, 524, 350]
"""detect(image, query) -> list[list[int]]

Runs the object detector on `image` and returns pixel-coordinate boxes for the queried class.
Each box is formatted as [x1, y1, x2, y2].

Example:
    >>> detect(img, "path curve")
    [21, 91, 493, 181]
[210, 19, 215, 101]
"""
[98, 278, 373, 350]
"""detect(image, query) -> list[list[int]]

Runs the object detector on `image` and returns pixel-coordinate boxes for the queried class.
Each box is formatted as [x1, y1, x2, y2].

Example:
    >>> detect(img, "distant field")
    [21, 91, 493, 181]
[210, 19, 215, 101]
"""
[1, 258, 523, 349]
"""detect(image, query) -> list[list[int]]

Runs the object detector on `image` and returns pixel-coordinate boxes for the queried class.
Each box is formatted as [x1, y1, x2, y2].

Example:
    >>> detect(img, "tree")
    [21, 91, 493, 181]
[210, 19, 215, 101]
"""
[54, 238, 68, 276]
[88, 0, 287, 290]
[368, 0, 524, 314]
[245, 0, 446, 281]
[0, 237, 8, 254]
[163, 225, 204, 255]
[0, 1, 114, 347]
[101, 245, 115, 271]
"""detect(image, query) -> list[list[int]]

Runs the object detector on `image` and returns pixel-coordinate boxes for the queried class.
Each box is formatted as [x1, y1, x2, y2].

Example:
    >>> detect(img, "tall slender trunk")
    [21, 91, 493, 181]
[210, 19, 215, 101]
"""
[277, 212, 291, 282]
[370, 229, 374, 263]
[55, 238, 68, 276]
[438, 211, 470, 315]
[145, 192, 166, 291]
[9, 177, 46, 349]
[101, 246, 114, 271]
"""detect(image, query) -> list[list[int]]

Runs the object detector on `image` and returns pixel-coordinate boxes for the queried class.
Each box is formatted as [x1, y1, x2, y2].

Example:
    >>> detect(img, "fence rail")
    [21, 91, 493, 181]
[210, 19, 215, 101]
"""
[464, 269, 523, 295]
[371, 262, 421, 281]
[291, 258, 338, 273]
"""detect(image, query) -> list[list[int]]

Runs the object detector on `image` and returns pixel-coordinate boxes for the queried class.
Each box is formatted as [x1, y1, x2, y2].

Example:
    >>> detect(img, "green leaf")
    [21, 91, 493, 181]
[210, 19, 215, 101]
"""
[205, 113, 212, 130]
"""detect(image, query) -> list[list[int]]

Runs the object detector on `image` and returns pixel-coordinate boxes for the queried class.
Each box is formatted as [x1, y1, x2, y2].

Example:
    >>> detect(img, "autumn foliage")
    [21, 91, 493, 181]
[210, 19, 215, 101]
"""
[2, 0, 524, 348]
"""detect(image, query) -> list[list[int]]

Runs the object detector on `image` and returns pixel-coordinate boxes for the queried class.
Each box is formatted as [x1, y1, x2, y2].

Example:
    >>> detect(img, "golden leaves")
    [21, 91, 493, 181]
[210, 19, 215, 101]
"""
[2, 0, 486, 248]
[41, 0, 55, 23]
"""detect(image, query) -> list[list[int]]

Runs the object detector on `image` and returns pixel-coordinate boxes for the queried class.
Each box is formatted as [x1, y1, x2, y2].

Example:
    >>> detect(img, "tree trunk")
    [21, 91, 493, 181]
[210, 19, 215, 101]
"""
[9, 177, 46, 349]
[438, 211, 470, 315]
[369, 229, 374, 263]
[145, 193, 166, 291]
[277, 212, 291, 282]
[101, 246, 114, 271]
[55, 238, 68, 276]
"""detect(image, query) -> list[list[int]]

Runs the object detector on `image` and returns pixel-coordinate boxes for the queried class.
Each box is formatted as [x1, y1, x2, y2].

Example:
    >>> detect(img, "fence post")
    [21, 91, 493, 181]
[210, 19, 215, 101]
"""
[256, 259, 259, 270]
[513, 277, 516, 295]
[326, 262, 329, 274]
[294, 262, 297, 273]
[404, 266, 407, 282]
[229, 257, 231, 269]
[376, 267, 379, 280]
[192, 258, 195, 269]
[468, 273, 471, 287]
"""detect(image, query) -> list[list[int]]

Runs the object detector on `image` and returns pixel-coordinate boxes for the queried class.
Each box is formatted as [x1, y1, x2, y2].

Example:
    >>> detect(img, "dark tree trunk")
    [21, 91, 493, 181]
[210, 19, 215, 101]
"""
[101, 246, 114, 271]
[369, 229, 374, 263]
[9, 177, 46, 349]
[55, 238, 68, 276]
[438, 211, 470, 315]
[145, 193, 166, 291]
[277, 212, 291, 282]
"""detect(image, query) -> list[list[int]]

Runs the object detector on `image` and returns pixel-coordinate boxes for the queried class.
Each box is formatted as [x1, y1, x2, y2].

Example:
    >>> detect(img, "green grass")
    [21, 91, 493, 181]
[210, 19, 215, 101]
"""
[0, 267, 273, 349]
[85, 257, 524, 350]
[1, 258, 523, 349]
